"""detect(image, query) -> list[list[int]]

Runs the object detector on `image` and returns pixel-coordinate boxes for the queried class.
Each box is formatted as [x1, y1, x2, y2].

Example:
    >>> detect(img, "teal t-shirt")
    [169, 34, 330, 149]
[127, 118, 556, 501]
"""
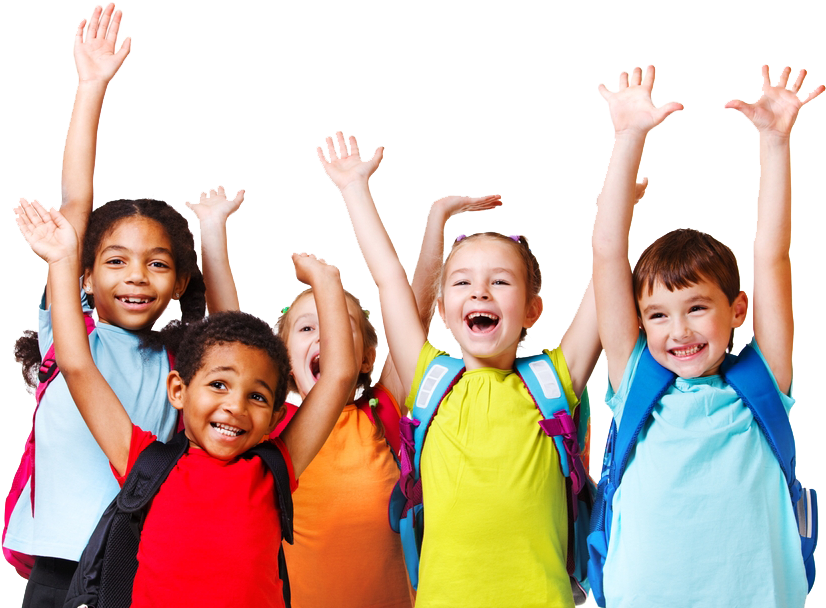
[603, 333, 807, 608]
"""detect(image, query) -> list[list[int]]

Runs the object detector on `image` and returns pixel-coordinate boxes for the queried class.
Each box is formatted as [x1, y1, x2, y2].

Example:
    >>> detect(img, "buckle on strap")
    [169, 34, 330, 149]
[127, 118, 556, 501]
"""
[539, 412, 587, 495]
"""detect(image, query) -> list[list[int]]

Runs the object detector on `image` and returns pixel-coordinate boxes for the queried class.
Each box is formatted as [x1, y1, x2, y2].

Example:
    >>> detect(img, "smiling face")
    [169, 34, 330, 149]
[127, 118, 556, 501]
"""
[439, 238, 542, 370]
[638, 278, 748, 378]
[82, 216, 188, 331]
[283, 292, 375, 401]
[169, 342, 284, 460]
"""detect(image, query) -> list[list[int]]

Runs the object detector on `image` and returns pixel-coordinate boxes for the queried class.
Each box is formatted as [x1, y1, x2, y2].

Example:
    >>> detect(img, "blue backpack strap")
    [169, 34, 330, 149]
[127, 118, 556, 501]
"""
[722, 344, 817, 592]
[409, 355, 466, 474]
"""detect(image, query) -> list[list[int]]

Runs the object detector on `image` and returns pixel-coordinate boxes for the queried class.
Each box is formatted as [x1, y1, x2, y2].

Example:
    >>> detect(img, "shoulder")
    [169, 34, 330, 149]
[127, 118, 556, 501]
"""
[606, 332, 650, 421]
[113, 425, 159, 487]
[404, 341, 451, 412]
[265, 436, 299, 493]
[540, 347, 579, 409]
[733, 340, 795, 414]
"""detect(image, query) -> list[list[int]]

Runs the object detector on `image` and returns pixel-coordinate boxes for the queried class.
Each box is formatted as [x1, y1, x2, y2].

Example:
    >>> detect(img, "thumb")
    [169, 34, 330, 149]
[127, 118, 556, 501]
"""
[372, 147, 384, 165]
[724, 99, 753, 117]
[656, 101, 684, 122]
[116, 37, 131, 62]
[598, 84, 611, 101]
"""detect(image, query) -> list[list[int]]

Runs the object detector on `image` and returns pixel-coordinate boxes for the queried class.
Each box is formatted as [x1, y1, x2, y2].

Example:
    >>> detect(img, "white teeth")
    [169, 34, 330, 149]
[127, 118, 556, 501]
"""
[121, 297, 150, 304]
[467, 312, 499, 320]
[672, 344, 703, 357]
[212, 422, 244, 437]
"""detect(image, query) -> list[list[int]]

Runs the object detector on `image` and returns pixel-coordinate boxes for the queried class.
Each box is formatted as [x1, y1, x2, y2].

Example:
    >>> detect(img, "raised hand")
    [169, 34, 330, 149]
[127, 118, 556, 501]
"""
[292, 253, 339, 286]
[318, 132, 383, 191]
[74, 3, 131, 84]
[186, 186, 245, 224]
[435, 194, 502, 218]
[725, 66, 824, 138]
[15, 199, 79, 265]
[599, 66, 683, 136]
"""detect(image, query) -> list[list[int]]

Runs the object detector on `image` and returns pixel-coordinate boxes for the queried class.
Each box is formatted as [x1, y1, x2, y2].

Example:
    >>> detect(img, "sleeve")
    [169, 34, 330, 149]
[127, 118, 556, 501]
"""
[38, 280, 93, 357]
[750, 339, 795, 414]
[543, 346, 581, 412]
[372, 383, 402, 418]
[605, 331, 648, 426]
[403, 341, 449, 413]
[111, 424, 158, 486]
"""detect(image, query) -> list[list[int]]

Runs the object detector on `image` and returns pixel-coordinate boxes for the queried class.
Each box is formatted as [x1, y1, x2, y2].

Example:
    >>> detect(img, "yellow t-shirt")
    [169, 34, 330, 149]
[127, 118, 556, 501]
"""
[405, 343, 577, 608]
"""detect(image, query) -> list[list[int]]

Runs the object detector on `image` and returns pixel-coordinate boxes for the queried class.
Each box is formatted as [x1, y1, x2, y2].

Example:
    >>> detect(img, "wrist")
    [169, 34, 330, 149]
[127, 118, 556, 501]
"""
[339, 179, 371, 196]
[76, 79, 109, 93]
[760, 132, 791, 147]
[614, 129, 648, 143]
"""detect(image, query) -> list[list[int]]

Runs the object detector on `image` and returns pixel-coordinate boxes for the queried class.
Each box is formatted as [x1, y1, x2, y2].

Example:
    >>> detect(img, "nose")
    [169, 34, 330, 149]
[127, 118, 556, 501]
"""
[470, 286, 490, 301]
[223, 392, 247, 416]
[671, 316, 691, 340]
[125, 263, 149, 285]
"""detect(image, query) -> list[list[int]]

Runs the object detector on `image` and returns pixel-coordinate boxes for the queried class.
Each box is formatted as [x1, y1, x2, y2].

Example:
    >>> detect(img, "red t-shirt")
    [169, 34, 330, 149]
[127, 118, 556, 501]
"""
[114, 425, 297, 608]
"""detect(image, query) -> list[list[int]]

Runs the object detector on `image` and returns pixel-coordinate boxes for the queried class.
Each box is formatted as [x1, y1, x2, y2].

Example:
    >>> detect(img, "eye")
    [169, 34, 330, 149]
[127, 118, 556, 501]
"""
[493, 279, 510, 286]
[250, 393, 269, 404]
[648, 312, 665, 320]
[299, 325, 314, 333]
[149, 260, 171, 269]
[452, 280, 470, 286]
[105, 258, 125, 266]
[209, 380, 227, 390]
[689, 305, 707, 313]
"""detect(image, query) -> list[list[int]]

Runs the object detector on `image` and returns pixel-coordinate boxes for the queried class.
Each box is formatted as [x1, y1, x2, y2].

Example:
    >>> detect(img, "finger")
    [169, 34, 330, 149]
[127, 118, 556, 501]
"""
[370, 146, 384, 168]
[777, 66, 791, 88]
[619, 72, 629, 89]
[642, 65, 655, 90]
[76, 19, 87, 43]
[106, 8, 122, 42]
[630, 67, 642, 87]
[200, 191, 207, 201]
[326, 137, 337, 160]
[336, 131, 348, 157]
[724, 99, 754, 119]
[349, 135, 360, 159]
[217, 186, 226, 196]
[185, 201, 193, 209]
[790, 69, 806, 93]
[655, 102, 684, 123]
[48, 207, 69, 228]
[19, 199, 43, 225]
[87, 6, 102, 40]
[115, 37, 131, 62]
[598, 84, 612, 100]
[762, 65, 771, 88]
[209, 189, 218, 198]
[233, 190, 245, 204]
[801, 84, 826, 105]
[317, 146, 329, 164]
[97, 4, 115, 40]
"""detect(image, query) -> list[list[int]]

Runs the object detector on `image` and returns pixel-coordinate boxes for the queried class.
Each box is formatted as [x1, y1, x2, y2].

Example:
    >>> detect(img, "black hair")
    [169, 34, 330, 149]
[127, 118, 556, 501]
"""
[15, 199, 206, 389]
[176, 311, 291, 410]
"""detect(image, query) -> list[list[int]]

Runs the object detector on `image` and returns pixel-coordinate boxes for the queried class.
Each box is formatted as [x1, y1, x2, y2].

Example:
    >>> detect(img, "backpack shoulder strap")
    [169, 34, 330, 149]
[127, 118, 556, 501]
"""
[357, 386, 403, 456]
[409, 355, 465, 475]
[36, 312, 95, 403]
[118, 431, 190, 512]
[722, 344, 796, 488]
[612, 347, 675, 485]
[247, 440, 295, 608]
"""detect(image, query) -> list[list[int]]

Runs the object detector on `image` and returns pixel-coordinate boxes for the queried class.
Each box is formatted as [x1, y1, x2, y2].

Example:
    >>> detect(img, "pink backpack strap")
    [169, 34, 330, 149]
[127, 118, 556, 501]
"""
[357, 385, 402, 456]
[3, 313, 95, 578]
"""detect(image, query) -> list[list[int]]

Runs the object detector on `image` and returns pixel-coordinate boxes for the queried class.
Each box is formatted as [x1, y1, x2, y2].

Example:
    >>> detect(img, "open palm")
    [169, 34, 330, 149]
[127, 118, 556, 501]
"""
[16, 200, 78, 265]
[599, 66, 683, 136]
[74, 4, 131, 83]
[318, 132, 383, 190]
[726, 66, 824, 137]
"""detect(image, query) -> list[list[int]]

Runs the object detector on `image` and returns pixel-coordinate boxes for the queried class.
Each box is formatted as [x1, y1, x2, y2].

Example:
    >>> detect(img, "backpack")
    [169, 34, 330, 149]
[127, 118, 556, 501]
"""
[62, 430, 294, 608]
[388, 353, 595, 604]
[3, 313, 96, 578]
[586, 344, 818, 607]
[3, 314, 178, 579]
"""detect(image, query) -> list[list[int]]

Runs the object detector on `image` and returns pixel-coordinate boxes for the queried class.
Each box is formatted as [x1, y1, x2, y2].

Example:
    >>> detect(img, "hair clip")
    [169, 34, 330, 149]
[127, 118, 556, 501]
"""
[455, 234, 467, 242]
[280, 306, 290, 314]
[363, 309, 370, 319]
[509, 235, 521, 243]
[369, 398, 378, 407]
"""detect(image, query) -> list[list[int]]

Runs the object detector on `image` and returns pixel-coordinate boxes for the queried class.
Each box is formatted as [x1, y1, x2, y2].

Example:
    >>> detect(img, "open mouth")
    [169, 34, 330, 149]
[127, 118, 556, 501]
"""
[670, 344, 706, 358]
[211, 422, 246, 437]
[116, 295, 156, 308]
[465, 312, 500, 334]
[310, 354, 320, 381]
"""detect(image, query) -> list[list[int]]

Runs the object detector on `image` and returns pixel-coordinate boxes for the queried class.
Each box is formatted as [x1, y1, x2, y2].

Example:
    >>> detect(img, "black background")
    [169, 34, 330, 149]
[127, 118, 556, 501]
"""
[2, 5, 826, 597]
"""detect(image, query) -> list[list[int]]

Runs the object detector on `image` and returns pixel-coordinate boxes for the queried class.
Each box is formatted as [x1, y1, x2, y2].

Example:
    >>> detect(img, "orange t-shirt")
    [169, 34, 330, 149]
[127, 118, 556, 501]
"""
[282, 386, 413, 608]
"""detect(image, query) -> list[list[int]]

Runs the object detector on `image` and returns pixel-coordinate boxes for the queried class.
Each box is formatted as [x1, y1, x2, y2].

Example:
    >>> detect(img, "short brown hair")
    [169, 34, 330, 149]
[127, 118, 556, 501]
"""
[633, 228, 740, 349]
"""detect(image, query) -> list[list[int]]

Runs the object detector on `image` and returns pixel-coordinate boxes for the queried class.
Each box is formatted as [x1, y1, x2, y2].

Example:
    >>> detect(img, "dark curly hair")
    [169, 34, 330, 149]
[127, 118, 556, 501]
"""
[15, 199, 206, 389]
[176, 311, 291, 411]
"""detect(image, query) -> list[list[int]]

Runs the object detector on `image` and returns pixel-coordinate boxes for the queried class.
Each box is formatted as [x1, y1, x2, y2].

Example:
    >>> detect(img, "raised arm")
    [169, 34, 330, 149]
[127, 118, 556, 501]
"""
[186, 186, 245, 313]
[377, 194, 502, 405]
[16, 200, 133, 475]
[318, 133, 425, 393]
[280, 254, 358, 477]
[61, 3, 130, 247]
[726, 66, 824, 393]
[593, 66, 682, 390]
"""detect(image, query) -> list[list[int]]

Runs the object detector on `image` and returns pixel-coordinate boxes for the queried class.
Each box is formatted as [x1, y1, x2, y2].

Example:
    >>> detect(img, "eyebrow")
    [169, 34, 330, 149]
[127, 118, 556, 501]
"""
[292, 313, 316, 325]
[205, 366, 275, 395]
[447, 267, 517, 279]
[100, 244, 174, 257]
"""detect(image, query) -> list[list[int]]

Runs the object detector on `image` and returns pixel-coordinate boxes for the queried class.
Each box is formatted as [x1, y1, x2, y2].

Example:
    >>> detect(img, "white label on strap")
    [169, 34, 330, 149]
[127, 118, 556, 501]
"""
[416, 364, 449, 409]
[797, 488, 813, 538]
[528, 360, 561, 400]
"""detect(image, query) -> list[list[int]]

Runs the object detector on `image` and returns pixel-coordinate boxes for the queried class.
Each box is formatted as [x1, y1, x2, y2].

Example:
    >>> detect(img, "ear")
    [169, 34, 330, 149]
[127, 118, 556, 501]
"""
[167, 370, 186, 412]
[523, 295, 543, 328]
[267, 406, 287, 434]
[172, 273, 191, 300]
[731, 291, 748, 328]
[437, 298, 449, 328]
[361, 346, 377, 374]
[82, 269, 94, 295]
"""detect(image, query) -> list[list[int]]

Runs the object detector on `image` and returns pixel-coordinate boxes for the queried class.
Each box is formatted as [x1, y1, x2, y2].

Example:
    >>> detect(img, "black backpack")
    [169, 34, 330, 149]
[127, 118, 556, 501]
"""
[63, 431, 294, 608]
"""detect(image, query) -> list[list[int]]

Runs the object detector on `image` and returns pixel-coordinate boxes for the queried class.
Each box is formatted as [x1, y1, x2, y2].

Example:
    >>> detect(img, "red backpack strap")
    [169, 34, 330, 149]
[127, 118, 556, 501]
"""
[357, 384, 402, 455]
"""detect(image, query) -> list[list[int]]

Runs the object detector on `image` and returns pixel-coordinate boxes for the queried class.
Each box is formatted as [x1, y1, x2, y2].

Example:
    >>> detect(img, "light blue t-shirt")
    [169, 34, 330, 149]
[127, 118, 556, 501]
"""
[603, 334, 807, 608]
[3, 291, 177, 561]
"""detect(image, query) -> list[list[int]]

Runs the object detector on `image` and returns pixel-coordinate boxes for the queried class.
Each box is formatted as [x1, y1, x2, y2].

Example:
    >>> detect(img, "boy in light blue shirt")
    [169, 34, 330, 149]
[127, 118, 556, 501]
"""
[591, 65, 822, 607]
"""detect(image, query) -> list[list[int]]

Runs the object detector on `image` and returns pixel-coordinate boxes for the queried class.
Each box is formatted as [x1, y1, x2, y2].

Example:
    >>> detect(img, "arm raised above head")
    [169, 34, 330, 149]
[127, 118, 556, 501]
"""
[726, 65, 824, 393]
[16, 199, 133, 476]
[279, 254, 358, 477]
[593, 66, 682, 391]
[318, 133, 426, 394]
